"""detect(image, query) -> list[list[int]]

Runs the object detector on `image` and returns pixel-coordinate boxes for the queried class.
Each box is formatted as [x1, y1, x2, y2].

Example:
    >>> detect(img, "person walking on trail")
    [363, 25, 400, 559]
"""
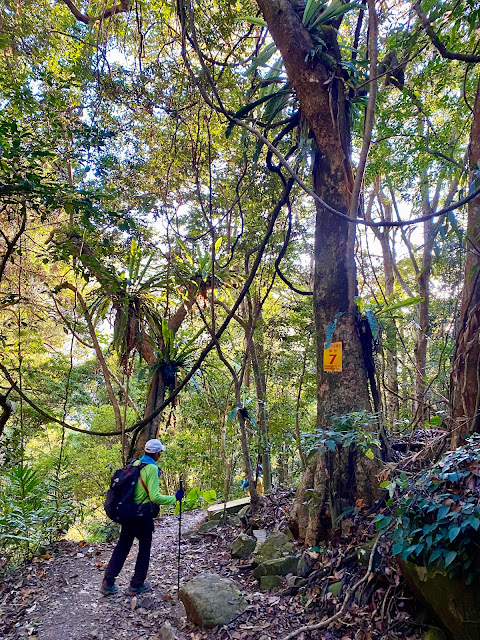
[256, 466, 264, 497]
[101, 439, 184, 596]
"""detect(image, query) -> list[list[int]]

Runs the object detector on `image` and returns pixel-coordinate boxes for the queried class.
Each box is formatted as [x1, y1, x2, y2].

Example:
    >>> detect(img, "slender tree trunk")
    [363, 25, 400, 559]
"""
[376, 190, 399, 427]
[414, 171, 435, 427]
[135, 369, 167, 456]
[220, 418, 234, 502]
[451, 76, 480, 442]
[295, 344, 308, 471]
[250, 334, 272, 492]
[234, 381, 259, 508]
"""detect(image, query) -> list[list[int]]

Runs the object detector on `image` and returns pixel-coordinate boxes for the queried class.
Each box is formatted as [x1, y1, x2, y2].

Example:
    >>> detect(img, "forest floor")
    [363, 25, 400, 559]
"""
[0, 492, 430, 640]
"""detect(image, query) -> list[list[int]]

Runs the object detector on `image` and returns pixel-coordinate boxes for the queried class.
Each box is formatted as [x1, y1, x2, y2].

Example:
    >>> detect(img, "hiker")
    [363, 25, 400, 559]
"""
[256, 465, 264, 497]
[100, 439, 184, 596]
[241, 475, 249, 495]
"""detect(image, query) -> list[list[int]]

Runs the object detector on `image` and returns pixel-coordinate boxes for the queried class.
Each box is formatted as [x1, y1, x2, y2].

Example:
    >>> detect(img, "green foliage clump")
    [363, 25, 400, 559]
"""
[173, 487, 217, 515]
[0, 463, 79, 573]
[83, 519, 121, 544]
[376, 435, 480, 583]
[302, 411, 381, 460]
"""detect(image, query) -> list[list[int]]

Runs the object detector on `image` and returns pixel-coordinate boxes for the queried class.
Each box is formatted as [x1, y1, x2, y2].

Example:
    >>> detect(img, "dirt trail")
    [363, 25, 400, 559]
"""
[1, 511, 205, 640]
[1, 493, 425, 640]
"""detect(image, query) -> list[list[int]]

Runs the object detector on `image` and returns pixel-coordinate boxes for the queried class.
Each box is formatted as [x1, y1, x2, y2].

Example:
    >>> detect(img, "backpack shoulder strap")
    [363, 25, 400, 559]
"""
[138, 463, 151, 501]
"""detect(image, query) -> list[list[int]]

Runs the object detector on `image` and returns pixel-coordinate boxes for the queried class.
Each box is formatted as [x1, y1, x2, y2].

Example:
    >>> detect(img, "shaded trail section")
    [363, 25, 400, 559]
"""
[1, 511, 204, 640]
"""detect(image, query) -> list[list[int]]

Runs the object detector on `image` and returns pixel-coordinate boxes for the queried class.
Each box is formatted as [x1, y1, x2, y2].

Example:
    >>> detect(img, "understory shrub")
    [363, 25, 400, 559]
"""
[301, 411, 381, 460]
[376, 434, 480, 583]
[0, 462, 80, 573]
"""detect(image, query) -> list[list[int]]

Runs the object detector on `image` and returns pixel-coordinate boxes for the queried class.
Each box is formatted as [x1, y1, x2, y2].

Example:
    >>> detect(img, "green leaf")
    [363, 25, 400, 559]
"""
[246, 41, 278, 75]
[437, 505, 450, 520]
[177, 238, 194, 266]
[365, 309, 378, 340]
[238, 16, 268, 27]
[467, 516, 480, 531]
[227, 406, 239, 423]
[376, 297, 424, 316]
[310, 0, 361, 28]
[245, 409, 258, 428]
[444, 550, 457, 567]
[448, 526, 461, 542]
[303, 0, 322, 25]
[225, 89, 292, 138]
[428, 548, 443, 563]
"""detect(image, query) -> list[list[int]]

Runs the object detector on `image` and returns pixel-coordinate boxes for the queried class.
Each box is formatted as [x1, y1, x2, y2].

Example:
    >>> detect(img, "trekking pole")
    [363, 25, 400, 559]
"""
[177, 478, 183, 593]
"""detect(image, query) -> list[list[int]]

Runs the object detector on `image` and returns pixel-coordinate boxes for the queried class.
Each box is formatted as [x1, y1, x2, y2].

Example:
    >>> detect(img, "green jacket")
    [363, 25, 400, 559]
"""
[133, 460, 176, 506]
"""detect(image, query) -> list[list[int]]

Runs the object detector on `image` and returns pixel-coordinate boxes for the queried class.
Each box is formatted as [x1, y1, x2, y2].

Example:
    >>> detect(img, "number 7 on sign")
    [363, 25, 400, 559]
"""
[323, 342, 342, 372]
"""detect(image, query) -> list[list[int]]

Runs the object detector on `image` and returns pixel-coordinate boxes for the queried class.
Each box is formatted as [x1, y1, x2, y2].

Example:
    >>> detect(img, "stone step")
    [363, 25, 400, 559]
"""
[207, 497, 251, 520]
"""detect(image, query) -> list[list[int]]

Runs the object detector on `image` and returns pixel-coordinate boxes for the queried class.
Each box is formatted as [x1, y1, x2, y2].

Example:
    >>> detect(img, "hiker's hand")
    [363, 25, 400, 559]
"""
[175, 487, 185, 501]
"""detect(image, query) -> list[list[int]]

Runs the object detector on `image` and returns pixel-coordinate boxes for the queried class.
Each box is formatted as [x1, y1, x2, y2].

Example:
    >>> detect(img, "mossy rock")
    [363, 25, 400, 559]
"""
[399, 558, 480, 640]
[179, 572, 247, 628]
[252, 531, 295, 567]
[259, 575, 283, 591]
[231, 533, 256, 559]
[253, 555, 298, 580]
[197, 520, 219, 534]
[422, 629, 447, 640]
[328, 581, 343, 597]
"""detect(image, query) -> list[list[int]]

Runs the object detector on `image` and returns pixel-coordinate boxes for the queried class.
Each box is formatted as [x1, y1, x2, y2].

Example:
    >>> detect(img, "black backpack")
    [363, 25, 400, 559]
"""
[104, 462, 160, 523]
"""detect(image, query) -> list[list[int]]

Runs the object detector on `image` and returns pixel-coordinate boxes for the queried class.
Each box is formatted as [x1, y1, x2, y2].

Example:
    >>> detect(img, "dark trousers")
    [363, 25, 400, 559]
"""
[104, 517, 154, 588]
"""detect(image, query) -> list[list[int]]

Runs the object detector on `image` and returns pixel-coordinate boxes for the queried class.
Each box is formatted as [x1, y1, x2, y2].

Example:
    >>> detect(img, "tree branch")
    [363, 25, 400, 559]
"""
[61, 0, 131, 25]
[178, 0, 480, 228]
[348, 0, 378, 219]
[0, 201, 26, 285]
[414, 1, 480, 63]
[55, 283, 124, 431]
[0, 392, 14, 437]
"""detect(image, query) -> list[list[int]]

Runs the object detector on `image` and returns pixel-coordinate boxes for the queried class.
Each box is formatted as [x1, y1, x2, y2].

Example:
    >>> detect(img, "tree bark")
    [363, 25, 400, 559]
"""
[451, 76, 480, 442]
[250, 326, 272, 491]
[375, 189, 399, 427]
[413, 170, 435, 428]
[255, 0, 370, 422]
[256, 0, 376, 541]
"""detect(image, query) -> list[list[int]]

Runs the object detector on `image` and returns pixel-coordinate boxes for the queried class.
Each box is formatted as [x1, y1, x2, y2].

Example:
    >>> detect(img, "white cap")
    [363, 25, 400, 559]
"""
[145, 439, 166, 453]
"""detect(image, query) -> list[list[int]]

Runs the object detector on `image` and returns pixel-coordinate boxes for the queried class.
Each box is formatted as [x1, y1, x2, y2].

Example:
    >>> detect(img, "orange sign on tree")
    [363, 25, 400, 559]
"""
[323, 342, 342, 372]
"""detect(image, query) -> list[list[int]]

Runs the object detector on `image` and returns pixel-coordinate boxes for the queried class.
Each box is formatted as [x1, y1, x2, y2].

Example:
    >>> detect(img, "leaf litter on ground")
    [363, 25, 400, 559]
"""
[0, 490, 428, 640]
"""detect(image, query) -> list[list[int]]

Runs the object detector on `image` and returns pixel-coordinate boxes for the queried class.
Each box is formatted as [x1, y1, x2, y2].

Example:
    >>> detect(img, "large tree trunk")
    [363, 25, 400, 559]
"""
[451, 76, 480, 443]
[255, 0, 370, 420]
[289, 448, 380, 545]
[256, 0, 378, 541]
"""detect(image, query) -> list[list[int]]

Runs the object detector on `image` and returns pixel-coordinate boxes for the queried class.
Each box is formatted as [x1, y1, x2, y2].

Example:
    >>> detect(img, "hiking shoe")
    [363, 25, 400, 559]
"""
[126, 582, 151, 596]
[100, 582, 118, 596]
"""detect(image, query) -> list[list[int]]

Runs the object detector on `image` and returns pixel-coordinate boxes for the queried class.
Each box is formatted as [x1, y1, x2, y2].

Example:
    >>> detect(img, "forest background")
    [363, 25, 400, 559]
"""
[1, 0, 480, 579]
